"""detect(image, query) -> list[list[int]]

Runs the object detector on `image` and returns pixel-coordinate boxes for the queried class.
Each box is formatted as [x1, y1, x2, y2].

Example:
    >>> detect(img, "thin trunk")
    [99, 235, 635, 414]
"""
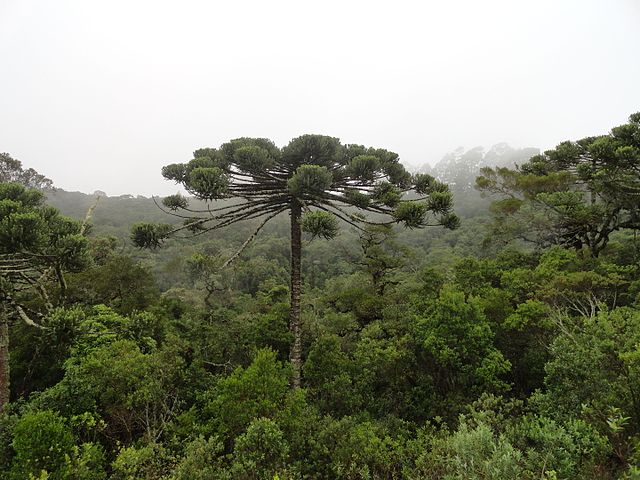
[289, 200, 302, 388]
[0, 308, 9, 410]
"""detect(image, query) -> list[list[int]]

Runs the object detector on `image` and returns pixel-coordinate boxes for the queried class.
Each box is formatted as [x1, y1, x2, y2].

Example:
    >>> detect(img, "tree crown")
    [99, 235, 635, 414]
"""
[475, 112, 640, 255]
[133, 134, 459, 247]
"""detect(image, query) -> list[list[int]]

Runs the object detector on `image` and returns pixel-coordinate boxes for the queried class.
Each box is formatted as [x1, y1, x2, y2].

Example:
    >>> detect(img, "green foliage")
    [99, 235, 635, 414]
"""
[412, 173, 437, 195]
[304, 334, 360, 415]
[371, 181, 401, 207]
[0, 183, 87, 261]
[0, 182, 92, 410]
[393, 202, 426, 228]
[344, 190, 371, 208]
[347, 155, 380, 181]
[439, 211, 461, 230]
[301, 211, 339, 239]
[311, 416, 409, 479]
[10, 410, 73, 479]
[169, 436, 226, 479]
[65, 443, 107, 480]
[6, 410, 105, 480]
[536, 308, 640, 437]
[322, 273, 387, 324]
[476, 112, 640, 256]
[0, 153, 53, 190]
[66, 255, 160, 314]
[426, 190, 453, 214]
[230, 418, 290, 479]
[7, 128, 640, 478]
[358, 225, 409, 295]
[234, 145, 276, 173]
[410, 411, 609, 480]
[188, 167, 230, 200]
[287, 165, 333, 197]
[504, 299, 551, 330]
[412, 420, 524, 479]
[131, 222, 173, 248]
[202, 348, 293, 439]
[162, 194, 189, 211]
[34, 336, 189, 445]
[132, 134, 460, 393]
[414, 287, 511, 396]
[111, 442, 171, 480]
[506, 415, 610, 479]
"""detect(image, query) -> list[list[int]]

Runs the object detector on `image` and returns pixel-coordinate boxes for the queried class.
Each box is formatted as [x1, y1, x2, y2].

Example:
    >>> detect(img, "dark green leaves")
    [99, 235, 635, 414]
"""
[162, 194, 189, 211]
[301, 211, 339, 239]
[0, 182, 87, 255]
[545, 141, 584, 169]
[0, 198, 21, 218]
[282, 134, 341, 168]
[163, 152, 229, 186]
[194, 147, 218, 159]
[372, 182, 401, 207]
[439, 212, 461, 230]
[220, 138, 280, 167]
[393, 200, 459, 229]
[383, 161, 412, 187]
[344, 190, 371, 209]
[0, 182, 44, 207]
[234, 145, 275, 172]
[161, 163, 187, 183]
[287, 165, 332, 197]
[413, 173, 436, 195]
[348, 155, 380, 182]
[131, 223, 173, 249]
[427, 191, 453, 214]
[54, 234, 90, 271]
[476, 112, 640, 256]
[186, 167, 229, 200]
[413, 173, 448, 195]
[393, 202, 426, 228]
[0, 211, 44, 252]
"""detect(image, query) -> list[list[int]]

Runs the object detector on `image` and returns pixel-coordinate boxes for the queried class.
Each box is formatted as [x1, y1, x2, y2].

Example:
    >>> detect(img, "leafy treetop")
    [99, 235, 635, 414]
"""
[476, 112, 640, 256]
[0, 153, 53, 190]
[133, 135, 460, 247]
[0, 182, 89, 319]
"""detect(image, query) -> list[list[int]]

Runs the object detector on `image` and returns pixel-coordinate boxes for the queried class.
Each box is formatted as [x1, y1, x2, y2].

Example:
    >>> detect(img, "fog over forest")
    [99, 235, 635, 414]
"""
[1, 2, 640, 479]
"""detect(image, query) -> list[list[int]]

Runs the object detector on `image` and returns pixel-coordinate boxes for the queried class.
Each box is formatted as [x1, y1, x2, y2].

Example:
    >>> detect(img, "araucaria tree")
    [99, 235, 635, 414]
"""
[0, 182, 88, 409]
[132, 135, 460, 387]
[476, 112, 640, 257]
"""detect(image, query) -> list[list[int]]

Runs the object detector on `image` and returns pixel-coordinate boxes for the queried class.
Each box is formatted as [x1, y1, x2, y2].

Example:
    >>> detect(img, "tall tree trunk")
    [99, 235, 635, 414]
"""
[0, 308, 9, 410]
[289, 200, 302, 388]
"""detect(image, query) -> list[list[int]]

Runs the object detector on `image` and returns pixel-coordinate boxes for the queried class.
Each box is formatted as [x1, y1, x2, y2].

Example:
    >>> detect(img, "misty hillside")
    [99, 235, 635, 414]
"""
[3, 117, 640, 479]
[1, 0, 639, 477]
[419, 143, 540, 190]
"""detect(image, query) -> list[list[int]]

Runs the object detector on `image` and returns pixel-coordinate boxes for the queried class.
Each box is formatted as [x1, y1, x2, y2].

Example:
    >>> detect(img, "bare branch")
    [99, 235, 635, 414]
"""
[220, 207, 285, 269]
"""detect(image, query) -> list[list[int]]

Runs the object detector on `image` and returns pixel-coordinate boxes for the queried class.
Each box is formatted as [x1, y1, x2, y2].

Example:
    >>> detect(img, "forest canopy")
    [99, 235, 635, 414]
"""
[0, 115, 639, 479]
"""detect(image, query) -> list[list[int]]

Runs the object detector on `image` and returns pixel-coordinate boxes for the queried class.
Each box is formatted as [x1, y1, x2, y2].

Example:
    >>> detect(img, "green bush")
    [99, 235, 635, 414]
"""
[10, 410, 74, 480]
[231, 418, 291, 479]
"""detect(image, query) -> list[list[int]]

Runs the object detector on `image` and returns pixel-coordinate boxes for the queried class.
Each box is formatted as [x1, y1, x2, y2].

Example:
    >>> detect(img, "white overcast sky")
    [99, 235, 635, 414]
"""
[1, 0, 639, 196]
